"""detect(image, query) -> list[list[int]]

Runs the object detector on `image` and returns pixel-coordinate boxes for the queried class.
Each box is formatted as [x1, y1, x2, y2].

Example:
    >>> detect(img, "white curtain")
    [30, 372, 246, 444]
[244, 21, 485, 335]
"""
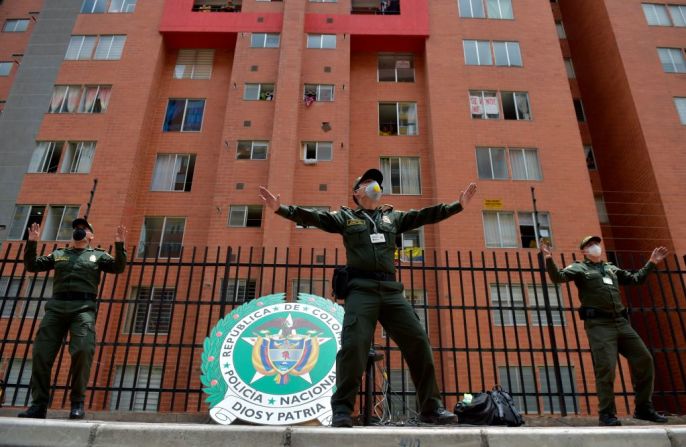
[151, 154, 175, 191]
[28, 142, 48, 173]
[49, 86, 67, 113]
[401, 157, 420, 194]
[515, 93, 530, 119]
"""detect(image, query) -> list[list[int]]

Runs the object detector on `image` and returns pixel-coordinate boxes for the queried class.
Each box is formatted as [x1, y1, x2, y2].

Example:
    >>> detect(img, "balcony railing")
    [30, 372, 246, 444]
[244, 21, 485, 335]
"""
[351, 0, 400, 15]
[192, 0, 242, 13]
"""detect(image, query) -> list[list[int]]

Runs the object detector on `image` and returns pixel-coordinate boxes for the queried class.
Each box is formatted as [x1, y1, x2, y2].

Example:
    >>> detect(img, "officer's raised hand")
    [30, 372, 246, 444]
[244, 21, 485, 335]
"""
[28, 223, 41, 241]
[258, 186, 281, 211]
[459, 183, 477, 207]
[649, 246, 668, 265]
[115, 225, 127, 243]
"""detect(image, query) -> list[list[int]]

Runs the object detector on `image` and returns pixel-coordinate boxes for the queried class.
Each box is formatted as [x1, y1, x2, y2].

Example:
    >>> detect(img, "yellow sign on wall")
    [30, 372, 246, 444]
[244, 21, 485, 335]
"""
[483, 199, 503, 210]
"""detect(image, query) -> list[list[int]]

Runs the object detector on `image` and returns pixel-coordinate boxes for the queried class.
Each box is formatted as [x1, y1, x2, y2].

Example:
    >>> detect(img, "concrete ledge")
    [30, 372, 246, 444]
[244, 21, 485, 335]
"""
[1, 418, 686, 447]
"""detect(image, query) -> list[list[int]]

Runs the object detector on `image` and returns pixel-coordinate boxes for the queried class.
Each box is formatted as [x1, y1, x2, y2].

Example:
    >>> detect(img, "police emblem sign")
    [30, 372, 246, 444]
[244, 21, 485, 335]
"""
[201, 293, 344, 425]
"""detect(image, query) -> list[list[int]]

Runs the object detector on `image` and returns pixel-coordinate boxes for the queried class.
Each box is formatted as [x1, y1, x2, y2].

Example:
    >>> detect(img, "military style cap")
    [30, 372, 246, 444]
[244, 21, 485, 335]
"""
[72, 217, 94, 233]
[353, 168, 384, 192]
[579, 235, 601, 249]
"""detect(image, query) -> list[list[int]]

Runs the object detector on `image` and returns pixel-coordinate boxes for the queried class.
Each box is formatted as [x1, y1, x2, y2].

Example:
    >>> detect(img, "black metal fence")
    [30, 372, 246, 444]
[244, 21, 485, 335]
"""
[1, 243, 685, 419]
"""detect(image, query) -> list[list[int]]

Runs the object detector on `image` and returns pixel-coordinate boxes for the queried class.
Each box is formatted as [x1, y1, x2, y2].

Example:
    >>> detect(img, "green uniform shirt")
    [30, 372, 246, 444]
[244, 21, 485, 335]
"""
[276, 201, 463, 273]
[545, 257, 656, 314]
[24, 240, 127, 295]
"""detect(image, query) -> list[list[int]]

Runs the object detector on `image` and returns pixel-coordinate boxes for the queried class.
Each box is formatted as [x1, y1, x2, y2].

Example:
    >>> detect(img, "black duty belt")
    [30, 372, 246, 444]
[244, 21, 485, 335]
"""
[54, 292, 97, 301]
[347, 267, 395, 282]
[578, 306, 628, 320]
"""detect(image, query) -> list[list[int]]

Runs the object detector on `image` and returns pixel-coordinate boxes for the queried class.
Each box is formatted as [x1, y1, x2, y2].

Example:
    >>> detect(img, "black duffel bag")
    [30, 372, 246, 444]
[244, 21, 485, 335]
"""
[454, 385, 524, 426]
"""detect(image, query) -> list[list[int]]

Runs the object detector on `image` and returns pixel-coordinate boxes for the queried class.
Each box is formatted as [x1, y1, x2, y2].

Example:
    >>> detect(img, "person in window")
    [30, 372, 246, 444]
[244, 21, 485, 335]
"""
[18, 218, 127, 420]
[259, 169, 477, 427]
[541, 236, 669, 426]
[379, 124, 393, 136]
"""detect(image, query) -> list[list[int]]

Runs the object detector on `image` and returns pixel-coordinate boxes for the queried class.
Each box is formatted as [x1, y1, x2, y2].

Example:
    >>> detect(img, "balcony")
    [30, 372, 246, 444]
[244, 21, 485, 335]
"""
[192, 0, 242, 13]
[351, 0, 400, 15]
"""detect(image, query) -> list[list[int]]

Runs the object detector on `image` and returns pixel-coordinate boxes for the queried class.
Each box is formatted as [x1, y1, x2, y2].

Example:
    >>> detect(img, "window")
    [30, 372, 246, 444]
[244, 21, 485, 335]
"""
[81, 0, 137, 13]
[518, 212, 551, 248]
[584, 145, 597, 170]
[163, 99, 205, 131]
[0, 62, 13, 76]
[669, 5, 686, 26]
[291, 278, 327, 297]
[250, 33, 280, 48]
[595, 195, 609, 224]
[28, 142, 64, 174]
[3, 19, 29, 32]
[483, 211, 517, 248]
[303, 141, 333, 162]
[243, 83, 275, 101]
[236, 141, 268, 160]
[378, 54, 414, 82]
[498, 366, 538, 413]
[151, 154, 195, 192]
[126, 287, 174, 334]
[42, 206, 80, 241]
[502, 91, 531, 120]
[539, 366, 577, 413]
[174, 49, 214, 80]
[303, 84, 334, 102]
[463, 40, 493, 65]
[307, 34, 336, 49]
[573, 98, 586, 121]
[493, 41, 522, 67]
[405, 289, 427, 330]
[388, 369, 417, 416]
[221, 279, 257, 303]
[137, 217, 186, 258]
[0, 277, 21, 318]
[94, 35, 126, 60]
[476, 147, 508, 180]
[8, 205, 45, 240]
[564, 58, 576, 78]
[491, 284, 526, 325]
[510, 148, 542, 180]
[675, 97, 686, 124]
[642, 3, 671, 26]
[459, 0, 485, 18]
[528, 285, 565, 326]
[62, 141, 96, 173]
[295, 206, 331, 228]
[657, 47, 686, 73]
[110, 366, 162, 411]
[65, 35, 97, 60]
[380, 156, 421, 195]
[469, 90, 499, 119]
[1, 359, 32, 406]
[555, 21, 566, 39]
[398, 228, 424, 262]
[378, 102, 418, 135]
[48, 85, 112, 114]
[229, 205, 263, 227]
[486, 0, 513, 19]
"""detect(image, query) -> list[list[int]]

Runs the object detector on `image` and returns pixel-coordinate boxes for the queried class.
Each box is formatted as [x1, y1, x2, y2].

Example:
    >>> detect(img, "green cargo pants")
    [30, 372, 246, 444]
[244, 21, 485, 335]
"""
[30, 299, 96, 406]
[585, 317, 654, 416]
[330, 278, 442, 416]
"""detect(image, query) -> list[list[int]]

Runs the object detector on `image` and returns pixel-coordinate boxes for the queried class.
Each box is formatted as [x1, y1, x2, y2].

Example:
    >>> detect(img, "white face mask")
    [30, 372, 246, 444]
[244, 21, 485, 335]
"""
[585, 244, 602, 257]
[364, 181, 383, 202]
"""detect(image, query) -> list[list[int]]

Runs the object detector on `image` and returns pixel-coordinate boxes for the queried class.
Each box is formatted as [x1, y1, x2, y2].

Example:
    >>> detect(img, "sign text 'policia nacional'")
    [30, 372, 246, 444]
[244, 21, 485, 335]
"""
[201, 293, 344, 425]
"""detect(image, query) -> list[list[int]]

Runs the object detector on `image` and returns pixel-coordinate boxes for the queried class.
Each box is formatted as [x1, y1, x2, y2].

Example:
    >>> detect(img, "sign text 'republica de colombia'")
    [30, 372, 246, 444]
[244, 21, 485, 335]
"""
[201, 293, 344, 425]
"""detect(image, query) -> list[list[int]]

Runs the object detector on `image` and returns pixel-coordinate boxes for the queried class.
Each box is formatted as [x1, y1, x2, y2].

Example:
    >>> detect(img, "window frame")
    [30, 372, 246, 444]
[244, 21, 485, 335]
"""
[173, 48, 214, 80]
[476, 147, 508, 180]
[250, 33, 280, 48]
[380, 156, 422, 195]
[42, 205, 81, 241]
[228, 205, 264, 228]
[302, 141, 333, 162]
[306, 33, 336, 49]
[482, 210, 517, 248]
[137, 216, 186, 259]
[163, 98, 206, 132]
[377, 53, 415, 82]
[150, 153, 196, 192]
[236, 141, 269, 160]
[3, 19, 30, 33]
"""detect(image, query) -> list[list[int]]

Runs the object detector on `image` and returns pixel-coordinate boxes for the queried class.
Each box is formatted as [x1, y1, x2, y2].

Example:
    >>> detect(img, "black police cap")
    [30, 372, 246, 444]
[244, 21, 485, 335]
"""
[353, 168, 384, 192]
[72, 217, 94, 233]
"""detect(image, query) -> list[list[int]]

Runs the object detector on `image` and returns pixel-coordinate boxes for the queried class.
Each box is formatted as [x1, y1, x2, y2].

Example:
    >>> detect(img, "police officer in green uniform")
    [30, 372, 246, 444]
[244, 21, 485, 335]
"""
[18, 218, 127, 419]
[259, 169, 477, 427]
[541, 236, 668, 426]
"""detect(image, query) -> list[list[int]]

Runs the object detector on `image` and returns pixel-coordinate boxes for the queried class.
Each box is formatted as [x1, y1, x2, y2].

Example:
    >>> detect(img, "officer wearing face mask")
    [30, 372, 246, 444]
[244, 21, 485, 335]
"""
[18, 218, 127, 420]
[541, 236, 669, 426]
[259, 169, 477, 427]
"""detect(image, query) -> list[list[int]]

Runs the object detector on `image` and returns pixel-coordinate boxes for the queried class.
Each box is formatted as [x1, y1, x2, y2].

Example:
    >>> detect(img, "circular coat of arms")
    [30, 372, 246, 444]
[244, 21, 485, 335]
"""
[201, 293, 344, 425]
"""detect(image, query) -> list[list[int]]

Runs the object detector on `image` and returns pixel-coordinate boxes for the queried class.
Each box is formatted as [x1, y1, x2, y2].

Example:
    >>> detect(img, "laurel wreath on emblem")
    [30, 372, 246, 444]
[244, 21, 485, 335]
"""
[200, 292, 344, 409]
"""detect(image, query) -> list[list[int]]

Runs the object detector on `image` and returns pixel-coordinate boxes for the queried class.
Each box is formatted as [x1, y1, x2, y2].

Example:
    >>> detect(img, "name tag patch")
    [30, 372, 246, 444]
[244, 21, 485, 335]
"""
[346, 219, 365, 227]
[54, 256, 69, 262]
